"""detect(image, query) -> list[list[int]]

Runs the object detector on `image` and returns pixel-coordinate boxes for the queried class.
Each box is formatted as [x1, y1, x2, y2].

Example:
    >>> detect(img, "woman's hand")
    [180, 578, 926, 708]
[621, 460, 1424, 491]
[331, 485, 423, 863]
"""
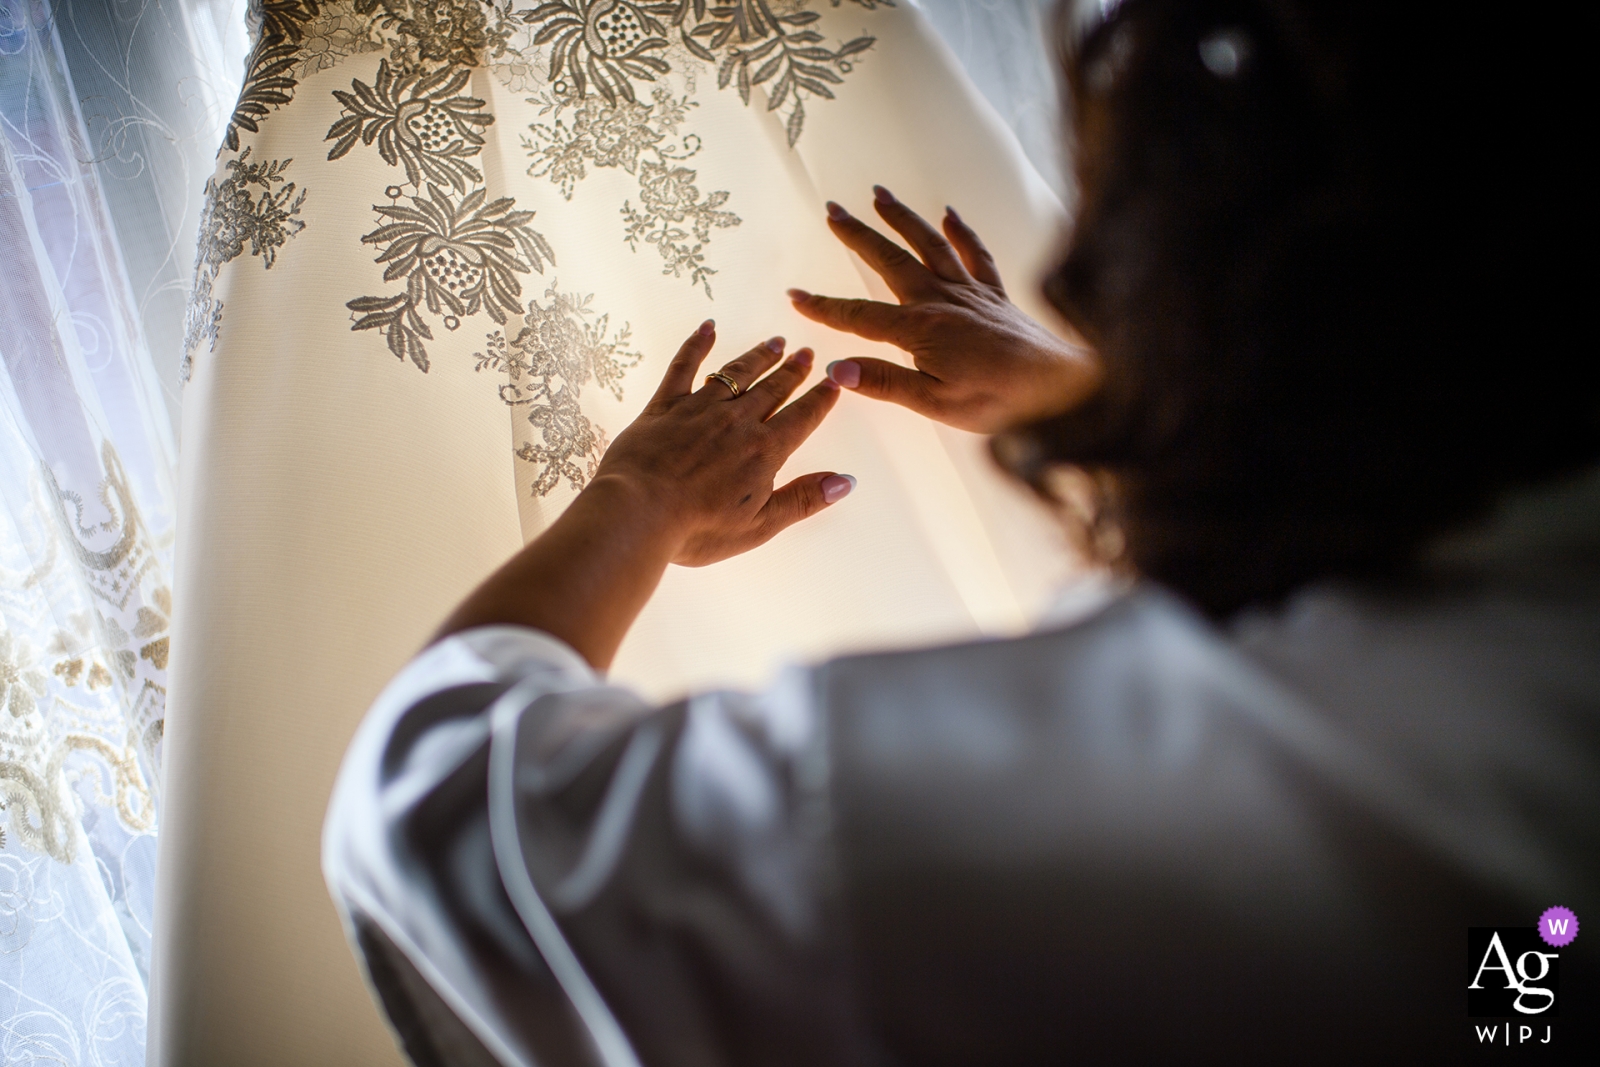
[596, 324, 849, 566]
[789, 186, 1099, 434]
[434, 323, 850, 668]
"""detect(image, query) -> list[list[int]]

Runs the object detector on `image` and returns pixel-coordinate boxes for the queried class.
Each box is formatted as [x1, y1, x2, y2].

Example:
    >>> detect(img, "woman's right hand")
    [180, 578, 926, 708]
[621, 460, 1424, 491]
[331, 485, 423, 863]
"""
[594, 325, 847, 568]
[434, 324, 848, 669]
[789, 187, 1100, 434]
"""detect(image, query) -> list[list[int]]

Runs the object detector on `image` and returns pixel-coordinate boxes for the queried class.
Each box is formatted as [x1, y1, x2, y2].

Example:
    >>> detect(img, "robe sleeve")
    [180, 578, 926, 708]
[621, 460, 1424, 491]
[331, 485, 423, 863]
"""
[322, 626, 885, 1067]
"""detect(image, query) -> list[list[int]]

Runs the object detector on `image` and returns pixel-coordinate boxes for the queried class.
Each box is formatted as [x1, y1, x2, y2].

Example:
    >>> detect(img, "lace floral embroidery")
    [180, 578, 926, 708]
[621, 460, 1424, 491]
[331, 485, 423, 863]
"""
[182, 149, 307, 381]
[228, 0, 509, 150]
[294, 7, 387, 81]
[476, 282, 643, 493]
[327, 60, 495, 190]
[232, 1, 888, 148]
[348, 184, 555, 369]
[200, 0, 890, 497]
[525, 88, 740, 296]
[524, 0, 888, 146]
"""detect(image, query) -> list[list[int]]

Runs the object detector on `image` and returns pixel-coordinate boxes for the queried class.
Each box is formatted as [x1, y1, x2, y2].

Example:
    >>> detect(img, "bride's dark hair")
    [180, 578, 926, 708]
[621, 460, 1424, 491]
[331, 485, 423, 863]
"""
[1004, 0, 1596, 616]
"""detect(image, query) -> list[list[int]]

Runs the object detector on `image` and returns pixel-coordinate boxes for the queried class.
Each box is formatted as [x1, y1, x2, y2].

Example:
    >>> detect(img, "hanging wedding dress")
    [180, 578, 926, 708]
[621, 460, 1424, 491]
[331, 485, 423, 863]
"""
[158, 2, 1073, 1063]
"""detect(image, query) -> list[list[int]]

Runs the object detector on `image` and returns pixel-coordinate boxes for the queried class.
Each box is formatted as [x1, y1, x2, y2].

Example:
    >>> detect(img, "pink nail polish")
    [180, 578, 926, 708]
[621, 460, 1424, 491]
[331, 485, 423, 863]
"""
[698, 318, 715, 337]
[873, 185, 895, 206]
[791, 347, 814, 368]
[826, 359, 861, 389]
[787, 288, 811, 301]
[765, 336, 785, 353]
[945, 205, 960, 222]
[826, 201, 849, 222]
[821, 474, 857, 503]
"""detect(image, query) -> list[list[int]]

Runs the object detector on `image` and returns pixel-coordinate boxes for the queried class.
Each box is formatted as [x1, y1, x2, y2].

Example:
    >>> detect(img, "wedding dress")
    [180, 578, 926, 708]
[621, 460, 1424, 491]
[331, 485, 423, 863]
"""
[159, 2, 1072, 1063]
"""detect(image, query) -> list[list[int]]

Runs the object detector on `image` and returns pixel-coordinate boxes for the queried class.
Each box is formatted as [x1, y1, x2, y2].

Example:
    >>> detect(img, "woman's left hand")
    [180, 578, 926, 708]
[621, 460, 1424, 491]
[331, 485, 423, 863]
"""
[789, 187, 1099, 434]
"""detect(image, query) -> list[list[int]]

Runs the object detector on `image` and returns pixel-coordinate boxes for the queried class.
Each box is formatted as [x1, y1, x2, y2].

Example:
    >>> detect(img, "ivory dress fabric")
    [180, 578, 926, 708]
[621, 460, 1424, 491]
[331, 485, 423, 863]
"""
[161, 2, 1072, 1064]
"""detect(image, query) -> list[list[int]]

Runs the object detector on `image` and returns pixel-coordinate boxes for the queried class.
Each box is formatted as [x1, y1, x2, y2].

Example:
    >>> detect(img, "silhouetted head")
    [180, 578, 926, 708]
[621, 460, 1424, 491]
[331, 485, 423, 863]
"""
[1004, 0, 1597, 616]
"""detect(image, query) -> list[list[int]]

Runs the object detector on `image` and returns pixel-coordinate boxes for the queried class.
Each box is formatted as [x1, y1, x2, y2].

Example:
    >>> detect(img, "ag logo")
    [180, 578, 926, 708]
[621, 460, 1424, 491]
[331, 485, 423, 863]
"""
[1468, 928, 1559, 1017]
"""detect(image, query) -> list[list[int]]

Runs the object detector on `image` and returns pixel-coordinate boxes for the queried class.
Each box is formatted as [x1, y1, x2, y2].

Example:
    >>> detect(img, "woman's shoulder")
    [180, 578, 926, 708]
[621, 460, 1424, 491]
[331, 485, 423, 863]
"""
[811, 548, 1599, 908]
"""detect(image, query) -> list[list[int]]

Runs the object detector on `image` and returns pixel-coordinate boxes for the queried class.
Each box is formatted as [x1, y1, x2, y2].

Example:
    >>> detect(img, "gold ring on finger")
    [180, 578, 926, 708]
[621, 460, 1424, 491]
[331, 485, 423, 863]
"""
[706, 371, 741, 397]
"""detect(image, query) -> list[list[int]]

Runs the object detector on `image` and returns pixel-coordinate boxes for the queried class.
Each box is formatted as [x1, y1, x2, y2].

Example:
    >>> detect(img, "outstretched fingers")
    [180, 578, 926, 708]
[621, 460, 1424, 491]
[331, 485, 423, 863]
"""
[654, 319, 717, 400]
[871, 186, 970, 283]
[787, 291, 904, 343]
[756, 471, 856, 542]
[942, 207, 1005, 291]
[743, 347, 815, 418]
[823, 201, 934, 300]
[825, 357, 943, 420]
[765, 376, 842, 455]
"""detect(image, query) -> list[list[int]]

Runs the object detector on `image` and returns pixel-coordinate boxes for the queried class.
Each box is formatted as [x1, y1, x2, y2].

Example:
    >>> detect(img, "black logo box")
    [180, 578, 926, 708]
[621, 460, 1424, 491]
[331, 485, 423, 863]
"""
[1470, 927, 1560, 1018]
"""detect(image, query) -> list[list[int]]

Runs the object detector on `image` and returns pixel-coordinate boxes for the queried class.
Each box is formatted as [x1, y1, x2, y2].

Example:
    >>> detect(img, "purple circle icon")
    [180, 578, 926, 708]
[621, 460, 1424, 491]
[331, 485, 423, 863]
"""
[1538, 906, 1578, 948]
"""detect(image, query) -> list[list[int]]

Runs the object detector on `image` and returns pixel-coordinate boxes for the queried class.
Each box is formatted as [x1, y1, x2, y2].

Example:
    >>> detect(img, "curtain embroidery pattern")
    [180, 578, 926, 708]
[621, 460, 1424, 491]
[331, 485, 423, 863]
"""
[190, 0, 890, 498]
[1, 5, 194, 1052]
[2, 448, 165, 866]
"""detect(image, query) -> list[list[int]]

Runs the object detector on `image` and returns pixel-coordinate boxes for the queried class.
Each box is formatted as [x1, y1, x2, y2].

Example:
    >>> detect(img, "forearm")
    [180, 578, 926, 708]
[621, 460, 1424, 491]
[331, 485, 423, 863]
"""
[432, 475, 679, 670]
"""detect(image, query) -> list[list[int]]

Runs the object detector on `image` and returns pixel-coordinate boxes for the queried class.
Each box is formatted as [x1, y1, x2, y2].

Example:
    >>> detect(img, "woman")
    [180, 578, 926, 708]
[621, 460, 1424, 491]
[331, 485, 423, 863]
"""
[323, 1, 1597, 1064]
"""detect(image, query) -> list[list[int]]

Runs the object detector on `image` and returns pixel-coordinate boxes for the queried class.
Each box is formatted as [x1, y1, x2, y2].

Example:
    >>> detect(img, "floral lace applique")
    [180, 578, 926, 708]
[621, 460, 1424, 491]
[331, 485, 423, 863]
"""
[622, 158, 739, 295]
[359, 0, 501, 73]
[348, 184, 555, 370]
[201, 0, 891, 498]
[328, 60, 495, 190]
[294, 7, 386, 81]
[476, 283, 643, 494]
[525, 87, 740, 296]
[229, 0, 510, 150]
[524, 0, 888, 146]
[225, 1, 322, 151]
[182, 149, 308, 381]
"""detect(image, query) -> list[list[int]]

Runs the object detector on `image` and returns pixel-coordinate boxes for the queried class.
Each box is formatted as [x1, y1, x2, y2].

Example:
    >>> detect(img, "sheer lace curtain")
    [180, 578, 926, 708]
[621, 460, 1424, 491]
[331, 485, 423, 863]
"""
[0, 0, 242, 1061]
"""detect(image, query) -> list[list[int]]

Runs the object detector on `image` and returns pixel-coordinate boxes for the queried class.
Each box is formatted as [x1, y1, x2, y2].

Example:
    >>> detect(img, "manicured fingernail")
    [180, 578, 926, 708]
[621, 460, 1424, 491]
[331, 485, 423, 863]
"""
[787, 287, 811, 302]
[826, 359, 861, 388]
[698, 318, 715, 337]
[945, 205, 961, 222]
[873, 185, 895, 206]
[821, 474, 857, 503]
[791, 347, 814, 368]
[826, 201, 849, 222]
[765, 336, 785, 353]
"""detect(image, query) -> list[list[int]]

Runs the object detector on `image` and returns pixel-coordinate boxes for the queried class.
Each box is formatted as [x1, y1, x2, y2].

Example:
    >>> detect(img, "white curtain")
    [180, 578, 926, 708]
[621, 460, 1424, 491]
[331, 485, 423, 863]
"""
[0, 0, 246, 1061]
